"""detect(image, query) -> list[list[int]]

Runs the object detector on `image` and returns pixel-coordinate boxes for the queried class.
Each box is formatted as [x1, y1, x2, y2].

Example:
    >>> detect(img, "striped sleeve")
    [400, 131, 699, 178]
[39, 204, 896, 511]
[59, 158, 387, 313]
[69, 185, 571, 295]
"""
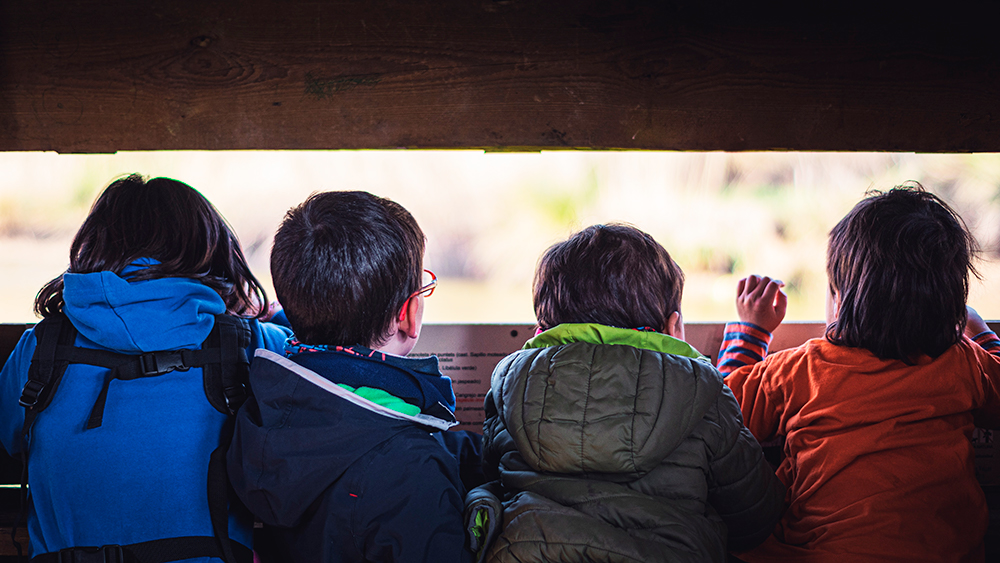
[973, 330, 1000, 358]
[717, 322, 773, 376]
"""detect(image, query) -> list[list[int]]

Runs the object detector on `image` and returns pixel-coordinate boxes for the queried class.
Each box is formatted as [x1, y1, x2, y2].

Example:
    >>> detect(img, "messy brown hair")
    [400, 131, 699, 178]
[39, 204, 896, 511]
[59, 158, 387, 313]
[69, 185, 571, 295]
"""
[826, 184, 978, 362]
[533, 223, 684, 332]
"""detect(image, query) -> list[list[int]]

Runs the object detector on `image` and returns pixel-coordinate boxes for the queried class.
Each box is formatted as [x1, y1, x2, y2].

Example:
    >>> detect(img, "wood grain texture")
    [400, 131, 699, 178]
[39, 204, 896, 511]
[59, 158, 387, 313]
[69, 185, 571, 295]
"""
[1, 1, 999, 152]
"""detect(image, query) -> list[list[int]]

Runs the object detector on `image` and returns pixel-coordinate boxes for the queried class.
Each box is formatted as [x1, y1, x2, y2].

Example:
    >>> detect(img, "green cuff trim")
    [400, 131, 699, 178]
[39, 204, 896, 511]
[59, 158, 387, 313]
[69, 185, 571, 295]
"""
[337, 384, 421, 416]
[524, 323, 705, 360]
[473, 508, 489, 556]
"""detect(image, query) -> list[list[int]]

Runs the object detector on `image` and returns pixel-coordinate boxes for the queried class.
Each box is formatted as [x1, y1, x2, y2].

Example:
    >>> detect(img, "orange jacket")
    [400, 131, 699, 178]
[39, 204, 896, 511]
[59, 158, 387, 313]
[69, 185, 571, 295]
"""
[724, 335, 1000, 563]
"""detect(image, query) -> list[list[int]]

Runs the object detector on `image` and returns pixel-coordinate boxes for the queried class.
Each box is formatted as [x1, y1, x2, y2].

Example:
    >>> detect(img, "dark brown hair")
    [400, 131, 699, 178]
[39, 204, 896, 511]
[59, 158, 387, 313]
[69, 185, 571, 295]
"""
[826, 184, 978, 362]
[35, 174, 267, 318]
[270, 191, 425, 347]
[533, 223, 684, 332]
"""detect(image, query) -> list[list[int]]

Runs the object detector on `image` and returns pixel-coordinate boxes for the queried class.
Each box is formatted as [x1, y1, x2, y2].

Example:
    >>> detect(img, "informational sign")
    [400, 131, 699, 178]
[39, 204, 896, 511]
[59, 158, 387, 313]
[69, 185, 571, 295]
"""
[410, 324, 535, 432]
[411, 322, 829, 433]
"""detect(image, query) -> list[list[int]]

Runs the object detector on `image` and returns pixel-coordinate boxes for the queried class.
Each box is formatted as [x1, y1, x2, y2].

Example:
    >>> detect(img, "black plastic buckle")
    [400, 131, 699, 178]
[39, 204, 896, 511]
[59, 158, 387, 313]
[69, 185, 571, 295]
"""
[57, 545, 124, 563]
[18, 380, 45, 409]
[140, 351, 190, 376]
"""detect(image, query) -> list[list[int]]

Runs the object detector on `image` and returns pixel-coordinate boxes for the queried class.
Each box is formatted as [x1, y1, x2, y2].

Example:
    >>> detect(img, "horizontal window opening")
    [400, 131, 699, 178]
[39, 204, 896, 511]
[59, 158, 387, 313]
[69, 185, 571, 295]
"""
[1, 150, 999, 324]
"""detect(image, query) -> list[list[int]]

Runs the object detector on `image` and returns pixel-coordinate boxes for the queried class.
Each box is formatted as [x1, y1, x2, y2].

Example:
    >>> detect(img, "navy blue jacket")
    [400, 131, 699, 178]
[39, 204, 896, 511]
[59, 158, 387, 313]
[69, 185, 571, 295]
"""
[227, 347, 481, 563]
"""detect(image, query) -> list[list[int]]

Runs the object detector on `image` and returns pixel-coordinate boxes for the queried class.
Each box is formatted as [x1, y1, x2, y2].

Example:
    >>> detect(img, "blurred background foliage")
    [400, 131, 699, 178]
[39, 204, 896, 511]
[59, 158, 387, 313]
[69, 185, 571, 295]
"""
[2, 151, 1000, 324]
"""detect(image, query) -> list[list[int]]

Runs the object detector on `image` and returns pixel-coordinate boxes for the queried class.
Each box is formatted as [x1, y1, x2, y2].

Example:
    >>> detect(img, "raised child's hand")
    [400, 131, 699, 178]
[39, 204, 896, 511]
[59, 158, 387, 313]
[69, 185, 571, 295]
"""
[736, 275, 787, 333]
[965, 305, 990, 338]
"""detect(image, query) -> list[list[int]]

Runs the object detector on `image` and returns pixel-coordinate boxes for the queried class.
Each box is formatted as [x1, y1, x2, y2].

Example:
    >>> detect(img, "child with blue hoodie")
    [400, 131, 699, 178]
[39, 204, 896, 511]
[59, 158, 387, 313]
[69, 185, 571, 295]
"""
[0, 174, 291, 562]
[226, 191, 480, 563]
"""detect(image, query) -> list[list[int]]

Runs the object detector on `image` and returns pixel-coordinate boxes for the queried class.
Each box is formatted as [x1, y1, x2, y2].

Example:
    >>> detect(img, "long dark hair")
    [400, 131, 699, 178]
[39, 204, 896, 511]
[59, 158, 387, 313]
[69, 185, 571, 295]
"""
[35, 174, 267, 318]
[825, 184, 978, 362]
[533, 223, 684, 332]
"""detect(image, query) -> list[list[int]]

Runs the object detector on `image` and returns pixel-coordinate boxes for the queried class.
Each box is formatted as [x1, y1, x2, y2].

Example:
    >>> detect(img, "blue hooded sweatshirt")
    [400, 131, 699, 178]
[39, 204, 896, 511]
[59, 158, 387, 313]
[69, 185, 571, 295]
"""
[227, 345, 482, 563]
[0, 264, 291, 560]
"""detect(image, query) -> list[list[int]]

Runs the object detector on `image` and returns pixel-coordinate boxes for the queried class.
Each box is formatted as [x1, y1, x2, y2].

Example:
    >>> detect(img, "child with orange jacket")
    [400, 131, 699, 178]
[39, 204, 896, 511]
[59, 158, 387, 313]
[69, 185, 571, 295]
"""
[718, 185, 1000, 562]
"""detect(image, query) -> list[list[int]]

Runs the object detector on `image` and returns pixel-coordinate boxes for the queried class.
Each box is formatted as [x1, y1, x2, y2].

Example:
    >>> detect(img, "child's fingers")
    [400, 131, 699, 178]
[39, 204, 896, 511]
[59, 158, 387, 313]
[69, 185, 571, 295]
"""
[736, 276, 748, 297]
[774, 285, 789, 316]
[741, 275, 765, 298]
[748, 276, 777, 301]
[734, 275, 786, 332]
[759, 278, 784, 307]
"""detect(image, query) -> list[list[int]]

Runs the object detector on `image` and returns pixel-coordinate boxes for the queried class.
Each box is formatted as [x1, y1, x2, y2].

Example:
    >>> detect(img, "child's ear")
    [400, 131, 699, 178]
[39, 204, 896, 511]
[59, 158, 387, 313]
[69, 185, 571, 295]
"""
[397, 294, 423, 340]
[664, 311, 685, 340]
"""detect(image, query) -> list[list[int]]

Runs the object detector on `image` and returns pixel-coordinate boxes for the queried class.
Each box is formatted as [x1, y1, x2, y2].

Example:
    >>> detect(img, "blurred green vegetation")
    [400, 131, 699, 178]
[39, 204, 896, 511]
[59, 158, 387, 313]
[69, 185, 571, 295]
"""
[2, 151, 1000, 324]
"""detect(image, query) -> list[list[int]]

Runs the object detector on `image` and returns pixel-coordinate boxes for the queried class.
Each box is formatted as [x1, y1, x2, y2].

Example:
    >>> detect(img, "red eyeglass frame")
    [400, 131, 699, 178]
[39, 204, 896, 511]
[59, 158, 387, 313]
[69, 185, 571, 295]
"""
[398, 269, 436, 321]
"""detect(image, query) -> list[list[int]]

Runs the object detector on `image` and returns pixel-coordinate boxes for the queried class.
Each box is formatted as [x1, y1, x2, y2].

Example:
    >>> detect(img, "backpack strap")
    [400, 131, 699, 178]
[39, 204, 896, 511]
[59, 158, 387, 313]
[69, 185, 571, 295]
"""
[16, 313, 253, 563]
[20, 314, 77, 441]
[13, 314, 77, 559]
[18, 313, 250, 429]
[208, 417, 241, 563]
[25, 314, 251, 430]
[201, 315, 251, 416]
[28, 536, 253, 563]
[201, 315, 251, 563]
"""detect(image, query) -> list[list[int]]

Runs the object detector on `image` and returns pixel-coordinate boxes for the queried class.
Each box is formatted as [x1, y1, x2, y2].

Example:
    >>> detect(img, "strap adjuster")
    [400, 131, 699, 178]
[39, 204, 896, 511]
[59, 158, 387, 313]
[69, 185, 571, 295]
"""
[140, 351, 190, 376]
[57, 545, 125, 563]
[19, 380, 46, 409]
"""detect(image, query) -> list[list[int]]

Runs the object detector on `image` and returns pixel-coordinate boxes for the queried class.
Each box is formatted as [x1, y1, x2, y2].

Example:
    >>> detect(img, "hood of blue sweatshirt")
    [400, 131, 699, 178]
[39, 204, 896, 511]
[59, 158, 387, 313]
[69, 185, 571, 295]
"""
[62, 261, 227, 353]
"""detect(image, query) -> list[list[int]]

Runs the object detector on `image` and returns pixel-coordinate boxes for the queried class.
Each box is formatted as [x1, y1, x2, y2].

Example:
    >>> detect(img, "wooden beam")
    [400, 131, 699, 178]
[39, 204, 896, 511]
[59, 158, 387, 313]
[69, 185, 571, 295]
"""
[1, 1, 999, 152]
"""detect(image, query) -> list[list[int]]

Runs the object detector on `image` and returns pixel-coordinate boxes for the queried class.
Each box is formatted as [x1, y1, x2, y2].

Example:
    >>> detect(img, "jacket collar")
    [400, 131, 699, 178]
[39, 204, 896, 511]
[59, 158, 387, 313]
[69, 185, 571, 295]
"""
[255, 349, 458, 431]
[285, 341, 458, 419]
[524, 323, 705, 360]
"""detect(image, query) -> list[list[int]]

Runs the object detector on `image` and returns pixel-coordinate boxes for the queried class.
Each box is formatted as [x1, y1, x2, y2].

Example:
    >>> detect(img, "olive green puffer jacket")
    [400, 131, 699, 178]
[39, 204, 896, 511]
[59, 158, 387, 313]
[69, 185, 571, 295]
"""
[473, 324, 784, 563]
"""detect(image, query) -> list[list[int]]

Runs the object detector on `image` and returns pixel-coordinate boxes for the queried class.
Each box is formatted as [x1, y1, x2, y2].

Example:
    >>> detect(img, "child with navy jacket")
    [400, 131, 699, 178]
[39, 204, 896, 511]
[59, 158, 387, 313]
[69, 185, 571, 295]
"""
[227, 191, 481, 563]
